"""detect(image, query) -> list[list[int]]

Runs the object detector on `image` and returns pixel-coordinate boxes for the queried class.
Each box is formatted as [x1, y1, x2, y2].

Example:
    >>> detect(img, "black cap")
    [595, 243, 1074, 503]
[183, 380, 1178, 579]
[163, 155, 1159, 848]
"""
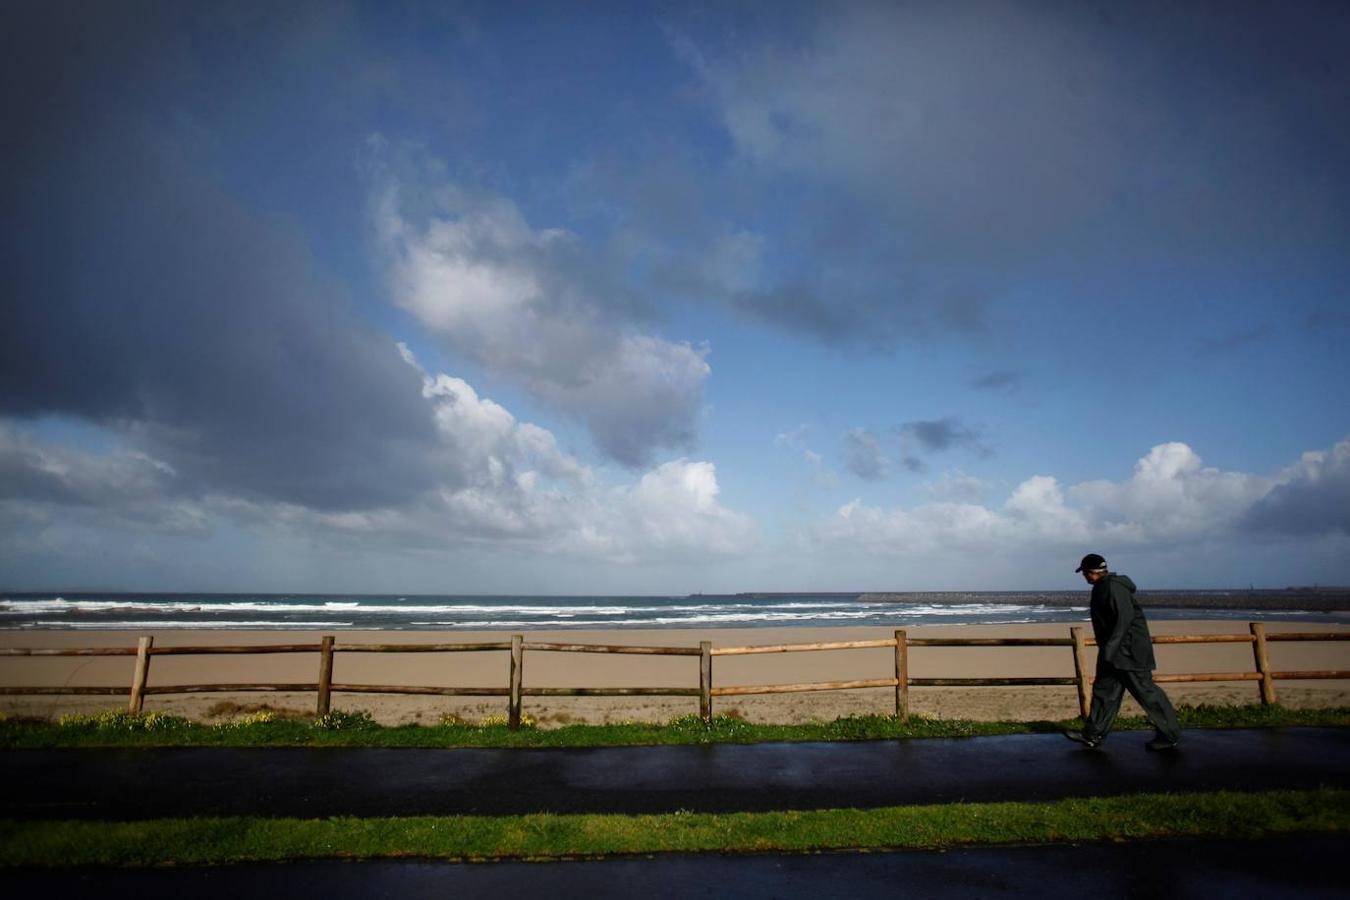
[1075, 553, 1107, 573]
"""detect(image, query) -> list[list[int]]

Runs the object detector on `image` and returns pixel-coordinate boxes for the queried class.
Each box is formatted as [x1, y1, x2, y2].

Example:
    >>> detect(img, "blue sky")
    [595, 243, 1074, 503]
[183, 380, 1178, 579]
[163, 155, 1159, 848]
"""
[2, 0, 1348, 594]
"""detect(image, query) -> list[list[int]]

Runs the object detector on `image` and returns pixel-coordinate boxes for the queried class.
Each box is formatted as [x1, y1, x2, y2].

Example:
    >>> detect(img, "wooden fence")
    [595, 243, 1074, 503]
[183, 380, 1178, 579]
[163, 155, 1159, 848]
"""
[2, 623, 1347, 728]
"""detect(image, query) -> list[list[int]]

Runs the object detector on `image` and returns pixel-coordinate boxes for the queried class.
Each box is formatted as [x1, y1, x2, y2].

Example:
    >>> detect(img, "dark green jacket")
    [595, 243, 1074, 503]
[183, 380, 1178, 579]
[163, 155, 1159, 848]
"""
[1090, 573, 1156, 671]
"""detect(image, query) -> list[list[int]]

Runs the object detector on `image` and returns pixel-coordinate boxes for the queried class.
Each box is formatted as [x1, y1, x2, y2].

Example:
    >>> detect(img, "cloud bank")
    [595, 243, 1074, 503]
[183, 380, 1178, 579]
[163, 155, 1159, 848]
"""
[1245, 440, 1350, 537]
[0, 124, 444, 512]
[1, 346, 755, 573]
[818, 438, 1350, 559]
[667, 1, 1350, 347]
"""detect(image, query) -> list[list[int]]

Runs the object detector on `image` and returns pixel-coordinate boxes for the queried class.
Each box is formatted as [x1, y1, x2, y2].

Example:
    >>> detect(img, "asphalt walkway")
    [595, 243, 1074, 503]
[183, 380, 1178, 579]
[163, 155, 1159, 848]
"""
[7, 835, 1349, 899]
[3, 726, 1346, 820]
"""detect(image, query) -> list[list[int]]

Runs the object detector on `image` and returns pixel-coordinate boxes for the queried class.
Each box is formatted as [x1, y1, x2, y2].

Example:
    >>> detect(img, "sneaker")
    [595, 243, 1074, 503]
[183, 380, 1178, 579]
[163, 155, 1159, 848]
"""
[1145, 736, 1180, 752]
[1063, 729, 1101, 749]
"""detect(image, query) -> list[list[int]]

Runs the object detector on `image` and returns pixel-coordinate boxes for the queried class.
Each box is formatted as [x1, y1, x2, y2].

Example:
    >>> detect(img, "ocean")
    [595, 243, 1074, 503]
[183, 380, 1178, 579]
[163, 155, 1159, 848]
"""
[1, 592, 1344, 631]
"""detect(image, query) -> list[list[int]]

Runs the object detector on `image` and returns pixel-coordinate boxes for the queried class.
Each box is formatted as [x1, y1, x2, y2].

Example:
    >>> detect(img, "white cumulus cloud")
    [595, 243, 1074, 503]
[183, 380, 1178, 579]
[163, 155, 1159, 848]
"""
[817, 439, 1343, 560]
[371, 148, 710, 468]
[1, 343, 756, 572]
[1070, 442, 1270, 542]
[220, 348, 754, 562]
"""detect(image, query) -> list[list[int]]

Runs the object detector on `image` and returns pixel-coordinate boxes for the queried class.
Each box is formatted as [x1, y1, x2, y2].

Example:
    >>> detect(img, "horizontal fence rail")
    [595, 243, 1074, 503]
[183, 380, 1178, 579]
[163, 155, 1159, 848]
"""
[0, 648, 140, 656]
[335, 642, 512, 653]
[2, 623, 1347, 727]
[906, 638, 1075, 647]
[712, 638, 898, 655]
[522, 642, 703, 655]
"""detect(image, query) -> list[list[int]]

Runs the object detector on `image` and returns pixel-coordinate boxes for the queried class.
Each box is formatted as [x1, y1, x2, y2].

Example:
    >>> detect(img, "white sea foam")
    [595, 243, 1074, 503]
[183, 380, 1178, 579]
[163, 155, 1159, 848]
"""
[4, 598, 642, 616]
[3, 597, 907, 619]
[9, 591, 1316, 631]
[23, 620, 355, 629]
[408, 608, 1055, 628]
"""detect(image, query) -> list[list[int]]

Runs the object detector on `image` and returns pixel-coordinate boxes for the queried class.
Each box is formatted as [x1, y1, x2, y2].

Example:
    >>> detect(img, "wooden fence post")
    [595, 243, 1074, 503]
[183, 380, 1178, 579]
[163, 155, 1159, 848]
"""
[316, 635, 335, 715]
[128, 636, 153, 713]
[894, 629, 909, 721]
[1070, 626, 1091, 719]
[509, 634, 523, 730]
[1250, 622, 1277, 705]
[699, 641, 713, 723]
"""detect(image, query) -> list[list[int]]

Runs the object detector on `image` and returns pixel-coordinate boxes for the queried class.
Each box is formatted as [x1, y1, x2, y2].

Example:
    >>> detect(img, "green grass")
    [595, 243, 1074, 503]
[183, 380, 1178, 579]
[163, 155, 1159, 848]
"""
[1, 789, 1344, 867]
[0, 704, 1346, 749]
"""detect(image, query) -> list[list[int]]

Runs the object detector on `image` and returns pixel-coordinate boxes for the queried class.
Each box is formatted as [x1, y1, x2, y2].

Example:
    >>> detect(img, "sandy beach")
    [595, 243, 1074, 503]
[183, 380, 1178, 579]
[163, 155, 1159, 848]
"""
[2, 620, 1347, 725]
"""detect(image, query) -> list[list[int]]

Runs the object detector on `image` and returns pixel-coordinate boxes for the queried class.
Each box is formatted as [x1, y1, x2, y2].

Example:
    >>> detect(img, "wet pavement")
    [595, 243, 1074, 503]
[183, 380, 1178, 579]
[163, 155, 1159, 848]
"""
[3, 727, 1347, 820]
[6, 835, 1348, 898]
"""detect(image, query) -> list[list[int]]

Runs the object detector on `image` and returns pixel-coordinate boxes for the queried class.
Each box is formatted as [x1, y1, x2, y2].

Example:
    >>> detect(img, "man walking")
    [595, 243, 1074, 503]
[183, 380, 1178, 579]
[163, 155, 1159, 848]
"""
[1065, 553, 1182, 751]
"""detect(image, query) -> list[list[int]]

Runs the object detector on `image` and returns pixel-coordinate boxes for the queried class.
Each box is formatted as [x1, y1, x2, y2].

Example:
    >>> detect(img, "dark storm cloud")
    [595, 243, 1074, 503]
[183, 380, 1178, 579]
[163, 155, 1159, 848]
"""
[0, 426, 209, 535]
[0, 428, 174, 509]
[0, 4, 442, 511]
[671, 0, 1350, 348]
[1243, 443, 1350, 536]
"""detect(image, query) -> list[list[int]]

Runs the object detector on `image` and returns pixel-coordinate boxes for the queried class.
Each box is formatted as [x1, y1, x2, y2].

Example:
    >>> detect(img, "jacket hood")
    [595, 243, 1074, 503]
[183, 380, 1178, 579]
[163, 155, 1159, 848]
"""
[1110, 573, 1137, 593]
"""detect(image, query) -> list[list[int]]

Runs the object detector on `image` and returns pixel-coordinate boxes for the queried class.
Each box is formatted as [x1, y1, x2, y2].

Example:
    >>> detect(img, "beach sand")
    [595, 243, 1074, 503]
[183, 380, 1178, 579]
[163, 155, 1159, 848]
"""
[2, 620, 1347, 725]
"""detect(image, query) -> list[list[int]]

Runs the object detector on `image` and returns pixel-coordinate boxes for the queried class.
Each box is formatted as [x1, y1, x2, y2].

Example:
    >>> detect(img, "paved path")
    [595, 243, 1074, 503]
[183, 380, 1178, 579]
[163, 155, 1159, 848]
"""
[3, 727, 1346, 820]
[7, 835, 1348, 899]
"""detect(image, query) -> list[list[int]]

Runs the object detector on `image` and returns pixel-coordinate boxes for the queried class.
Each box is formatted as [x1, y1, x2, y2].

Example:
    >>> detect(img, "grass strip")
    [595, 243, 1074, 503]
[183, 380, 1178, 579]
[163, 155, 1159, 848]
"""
[2, 704, 1346, 749]
[1, 789, 1345, 867]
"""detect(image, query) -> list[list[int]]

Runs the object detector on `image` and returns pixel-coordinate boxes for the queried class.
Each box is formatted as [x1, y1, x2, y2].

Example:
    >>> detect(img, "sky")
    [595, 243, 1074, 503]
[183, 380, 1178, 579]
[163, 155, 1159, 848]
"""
[2, 0, 1349, 594]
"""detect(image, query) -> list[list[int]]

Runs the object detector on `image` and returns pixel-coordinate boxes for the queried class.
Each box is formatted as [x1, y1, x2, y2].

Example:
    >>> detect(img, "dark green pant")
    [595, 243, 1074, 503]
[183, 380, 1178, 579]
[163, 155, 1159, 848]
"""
[1085, 661, 1181, 742]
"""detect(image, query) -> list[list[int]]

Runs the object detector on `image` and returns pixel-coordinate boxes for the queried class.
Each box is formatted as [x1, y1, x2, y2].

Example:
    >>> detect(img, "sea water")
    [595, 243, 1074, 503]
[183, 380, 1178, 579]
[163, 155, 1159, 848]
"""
[0, 592, 1341, 631]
